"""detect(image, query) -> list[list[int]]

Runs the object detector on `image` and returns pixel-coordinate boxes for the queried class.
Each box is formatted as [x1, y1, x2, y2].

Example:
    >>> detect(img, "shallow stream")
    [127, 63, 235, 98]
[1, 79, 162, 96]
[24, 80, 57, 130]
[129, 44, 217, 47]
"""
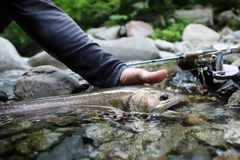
[1, 61, 240, 160]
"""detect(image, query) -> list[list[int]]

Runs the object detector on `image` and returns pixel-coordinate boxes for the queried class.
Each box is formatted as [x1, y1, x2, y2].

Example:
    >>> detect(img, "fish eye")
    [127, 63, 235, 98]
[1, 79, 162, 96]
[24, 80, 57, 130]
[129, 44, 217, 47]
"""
[159, 93, 169, 100]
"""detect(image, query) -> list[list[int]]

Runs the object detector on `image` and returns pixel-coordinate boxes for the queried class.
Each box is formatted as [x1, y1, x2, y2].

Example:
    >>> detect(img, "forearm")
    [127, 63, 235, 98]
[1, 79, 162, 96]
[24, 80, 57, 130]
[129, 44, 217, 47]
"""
[1, 0, 127, 87]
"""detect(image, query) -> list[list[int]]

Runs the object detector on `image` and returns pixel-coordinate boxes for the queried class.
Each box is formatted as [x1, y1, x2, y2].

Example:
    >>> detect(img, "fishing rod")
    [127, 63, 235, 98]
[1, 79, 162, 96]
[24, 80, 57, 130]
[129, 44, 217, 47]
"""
[126, 44, 240, 66]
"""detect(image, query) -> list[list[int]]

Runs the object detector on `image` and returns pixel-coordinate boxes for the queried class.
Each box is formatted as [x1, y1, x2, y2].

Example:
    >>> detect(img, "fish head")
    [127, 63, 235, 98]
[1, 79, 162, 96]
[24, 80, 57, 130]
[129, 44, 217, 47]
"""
[127, 88, 190, 113]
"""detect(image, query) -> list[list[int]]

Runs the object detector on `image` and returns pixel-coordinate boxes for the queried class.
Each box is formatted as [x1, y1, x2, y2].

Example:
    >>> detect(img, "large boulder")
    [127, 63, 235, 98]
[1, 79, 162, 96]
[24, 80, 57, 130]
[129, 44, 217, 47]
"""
[14, 65, 80, 99]
[217, 10, 239, 25]
[0, 37, 30, 72]
[93, 37, 160, 62]
[125, 21, 153, 37]
[174, 7, 214, 25]
[28, 51, 68, 69]
[87, 25, 124, 40]
[182, 23, 220, 43]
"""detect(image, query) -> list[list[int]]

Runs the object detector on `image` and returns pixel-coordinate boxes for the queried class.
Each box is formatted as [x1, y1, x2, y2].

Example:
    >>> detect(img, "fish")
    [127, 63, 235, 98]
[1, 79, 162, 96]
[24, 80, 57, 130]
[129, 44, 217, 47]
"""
[0, 86, 190, 116]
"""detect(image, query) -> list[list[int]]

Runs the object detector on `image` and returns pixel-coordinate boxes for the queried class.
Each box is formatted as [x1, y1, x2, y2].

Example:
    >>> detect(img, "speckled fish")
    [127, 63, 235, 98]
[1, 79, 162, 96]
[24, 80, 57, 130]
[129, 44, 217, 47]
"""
[0, 86, 189, 116]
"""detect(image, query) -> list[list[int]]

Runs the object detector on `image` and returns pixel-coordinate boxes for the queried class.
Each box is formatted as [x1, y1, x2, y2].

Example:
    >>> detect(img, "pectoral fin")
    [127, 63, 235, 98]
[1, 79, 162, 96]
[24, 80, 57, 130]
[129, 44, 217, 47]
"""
[107, 98, 129, 111]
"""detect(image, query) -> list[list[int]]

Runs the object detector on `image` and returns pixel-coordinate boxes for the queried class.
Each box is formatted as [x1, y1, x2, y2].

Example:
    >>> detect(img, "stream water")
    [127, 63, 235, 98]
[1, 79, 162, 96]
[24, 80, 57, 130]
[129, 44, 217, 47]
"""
[1, 61, 240, 160]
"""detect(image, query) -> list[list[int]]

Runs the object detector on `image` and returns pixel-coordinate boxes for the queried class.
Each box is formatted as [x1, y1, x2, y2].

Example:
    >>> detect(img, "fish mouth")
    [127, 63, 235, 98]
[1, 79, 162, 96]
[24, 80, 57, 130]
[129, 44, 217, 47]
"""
[167, 97, 190, 110]
[152, 96, 190, 114]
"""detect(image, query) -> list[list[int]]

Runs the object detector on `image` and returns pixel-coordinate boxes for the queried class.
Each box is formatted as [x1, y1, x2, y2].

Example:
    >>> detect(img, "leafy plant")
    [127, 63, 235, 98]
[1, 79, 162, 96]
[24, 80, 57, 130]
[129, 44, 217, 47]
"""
[226, 8, 240, 31]
[106, 14, 129, 26]
[52, 0, 121, 29]
[150, 18, 194, 42]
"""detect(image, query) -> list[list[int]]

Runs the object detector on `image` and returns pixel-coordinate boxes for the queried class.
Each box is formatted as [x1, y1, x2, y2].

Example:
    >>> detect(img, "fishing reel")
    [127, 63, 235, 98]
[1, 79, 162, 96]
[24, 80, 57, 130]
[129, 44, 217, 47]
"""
[127, 44, 240, 92]
[177, 45, 240, 91]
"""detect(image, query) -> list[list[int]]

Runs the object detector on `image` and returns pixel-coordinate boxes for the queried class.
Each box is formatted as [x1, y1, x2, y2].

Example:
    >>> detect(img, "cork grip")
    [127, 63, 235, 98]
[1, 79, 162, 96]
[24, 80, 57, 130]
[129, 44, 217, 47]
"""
[237, 44, 240, 53]
[184, 51, 199, 61]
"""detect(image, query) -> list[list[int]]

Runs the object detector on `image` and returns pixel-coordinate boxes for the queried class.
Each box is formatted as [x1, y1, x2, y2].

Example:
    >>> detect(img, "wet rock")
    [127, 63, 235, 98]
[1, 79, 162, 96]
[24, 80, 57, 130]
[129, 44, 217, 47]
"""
[0, 120, 33, 138]
[54, 127, 76, 135]
[135, 127, 162, 142]
[227, 90, 240, 109]
[213, 80, 240, 100]
[28, 51, 68, 69]
[98, 139, 143, 160]
[174, 7, 214, 25]
[10, 133, 29, 142]
[87, 25, 123, 40]
[173, 70, 197, 84]
[0, 90, 8, 102]
[37, 135, 90, 160]
[0, 37, 30, 72]
[223, 120, 240, 147]
[121, 120, 159, 133]
[85, 123, 115, 147]
[45, 116, 79, 127]
[168, 70, 204, 94]
[182, 24, 220, 43]
[169, 148, 213, 160]
[0, 139, 12, 155]
[14, 65, 80, 99]
[93, 37, 160, 62]
[217, 10, 239, 25]
[125, 20, 153, 37]
[194, 126, 226, 147]
[146, 124, 197, 156]
[15, 132, 65, 154]
[216, 147, 240, 158]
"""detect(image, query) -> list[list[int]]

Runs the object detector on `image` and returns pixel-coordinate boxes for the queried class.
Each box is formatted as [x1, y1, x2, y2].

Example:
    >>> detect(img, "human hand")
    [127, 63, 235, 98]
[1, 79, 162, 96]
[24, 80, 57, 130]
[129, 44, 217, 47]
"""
[118, 68, 167, 86]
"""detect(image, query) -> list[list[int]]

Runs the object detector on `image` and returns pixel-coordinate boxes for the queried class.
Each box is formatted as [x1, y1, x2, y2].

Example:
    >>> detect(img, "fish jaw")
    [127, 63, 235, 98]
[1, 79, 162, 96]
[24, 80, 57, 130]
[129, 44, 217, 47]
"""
[125, 89, 190, 113]
[152, 96, 190, 113]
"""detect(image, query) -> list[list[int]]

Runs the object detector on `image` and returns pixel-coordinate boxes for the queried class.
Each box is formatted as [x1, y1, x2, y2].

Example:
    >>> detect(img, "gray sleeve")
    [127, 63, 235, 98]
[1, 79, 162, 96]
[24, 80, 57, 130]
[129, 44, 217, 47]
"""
[1, 0, 128, 87]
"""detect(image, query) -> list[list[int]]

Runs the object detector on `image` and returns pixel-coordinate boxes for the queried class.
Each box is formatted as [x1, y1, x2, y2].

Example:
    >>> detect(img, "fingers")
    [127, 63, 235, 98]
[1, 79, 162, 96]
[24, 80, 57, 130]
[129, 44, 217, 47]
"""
[118, 68, 167, 86]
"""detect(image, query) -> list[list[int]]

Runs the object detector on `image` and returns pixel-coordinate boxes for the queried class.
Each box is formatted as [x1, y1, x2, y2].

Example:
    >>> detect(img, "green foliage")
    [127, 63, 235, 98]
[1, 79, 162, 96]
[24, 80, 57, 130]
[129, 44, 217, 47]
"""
[172, 0, 240, 12]
[52, 0, 121, 29]
[106, 14, 129, 26]
[227, 8, 240, 31]
[150, 18, 195, 42]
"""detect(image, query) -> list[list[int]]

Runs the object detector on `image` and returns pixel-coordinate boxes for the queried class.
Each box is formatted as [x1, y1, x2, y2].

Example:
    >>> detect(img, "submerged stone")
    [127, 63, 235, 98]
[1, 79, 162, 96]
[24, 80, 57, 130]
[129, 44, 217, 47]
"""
[224, 120, 240, 147]
[168, 148, 213, 160]
[15, 132, 65, 154]
[45, 115, 79, 127]
[145, 124, 197, 156]
[0, 120, 33, 138]
[227, 89, 240, 109]
[37, 135, 90, 160]
[194, 126, 226, 147]
[0, 139, 12, 155]
[85, 123, 115, 147]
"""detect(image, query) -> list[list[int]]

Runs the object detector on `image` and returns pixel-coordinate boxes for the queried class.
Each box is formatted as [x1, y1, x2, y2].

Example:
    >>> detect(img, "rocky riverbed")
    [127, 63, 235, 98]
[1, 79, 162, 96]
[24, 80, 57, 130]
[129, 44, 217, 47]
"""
[1, 59, 240, 159]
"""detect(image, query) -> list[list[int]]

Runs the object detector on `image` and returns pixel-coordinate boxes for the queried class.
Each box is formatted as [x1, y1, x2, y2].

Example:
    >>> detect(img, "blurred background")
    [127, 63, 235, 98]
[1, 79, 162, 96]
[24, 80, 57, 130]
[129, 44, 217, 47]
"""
[1, 0, 240, 57]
